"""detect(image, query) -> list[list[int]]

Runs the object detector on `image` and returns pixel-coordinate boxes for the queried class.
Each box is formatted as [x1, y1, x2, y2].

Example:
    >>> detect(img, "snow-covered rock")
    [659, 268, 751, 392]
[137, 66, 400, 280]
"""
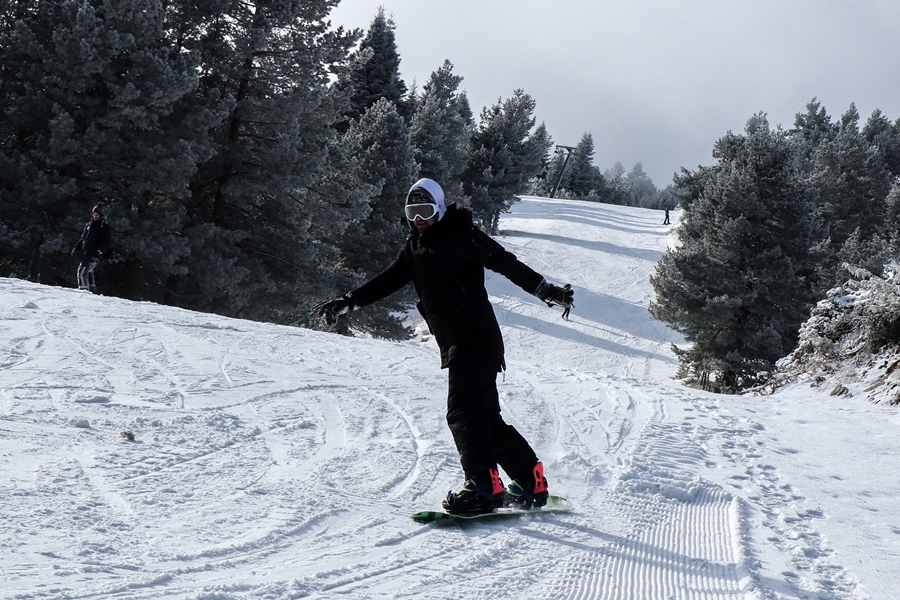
[770, 263, 900, 404]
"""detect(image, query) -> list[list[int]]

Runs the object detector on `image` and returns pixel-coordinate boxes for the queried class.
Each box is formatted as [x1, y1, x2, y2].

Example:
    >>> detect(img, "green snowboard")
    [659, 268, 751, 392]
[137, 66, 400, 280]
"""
[411, 495, 573, 524]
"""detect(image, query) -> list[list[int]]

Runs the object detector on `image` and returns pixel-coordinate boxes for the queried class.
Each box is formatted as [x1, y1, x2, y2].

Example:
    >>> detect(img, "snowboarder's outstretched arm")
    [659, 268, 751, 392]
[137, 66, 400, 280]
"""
[311, 253, 413, 325]
[467, 225, 574, 310]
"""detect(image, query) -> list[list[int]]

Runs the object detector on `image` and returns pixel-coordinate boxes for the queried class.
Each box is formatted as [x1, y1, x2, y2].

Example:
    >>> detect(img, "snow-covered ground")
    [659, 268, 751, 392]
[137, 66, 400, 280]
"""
[2, 197, 898, 600]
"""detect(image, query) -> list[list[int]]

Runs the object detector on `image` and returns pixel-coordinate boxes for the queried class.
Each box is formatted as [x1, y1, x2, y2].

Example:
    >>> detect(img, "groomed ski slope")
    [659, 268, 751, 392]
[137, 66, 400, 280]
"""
[2, 197, 898, 600]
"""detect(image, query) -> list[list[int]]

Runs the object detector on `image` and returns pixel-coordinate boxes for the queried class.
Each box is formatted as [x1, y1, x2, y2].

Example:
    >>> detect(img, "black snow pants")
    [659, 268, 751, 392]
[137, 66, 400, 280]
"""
[77, 259, 98, 292]
[446, 354, 538, 483]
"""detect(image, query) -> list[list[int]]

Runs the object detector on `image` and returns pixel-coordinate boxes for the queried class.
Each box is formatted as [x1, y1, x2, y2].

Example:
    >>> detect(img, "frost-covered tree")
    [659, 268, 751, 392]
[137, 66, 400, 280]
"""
[656, 184, 680, 212]
[602, 162, 629, 205]
[804, 104, 892, 292]
[565, 132, 605, 199]
[837, 229, 894, 280]
[884, 184, 900, 256]
[650, 113, 817, 392]
[0, 0, 223, 291]
[342, 7, 409, 125]
[625, 163, 658, 207]
[791, 98, 837, 162]
[160, 0, 366, 323]
[409, 60, 473, 206]
[524, 122, 554, 194]
[462, 90, 547, 233]
[862, 108, 900, 179]
[339, 97, 418, 339]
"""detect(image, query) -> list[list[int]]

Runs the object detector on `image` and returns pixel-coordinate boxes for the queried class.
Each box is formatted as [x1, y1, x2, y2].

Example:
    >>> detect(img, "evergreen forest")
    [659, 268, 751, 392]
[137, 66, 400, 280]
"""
[650, 103, 900, 392]
[0, 1, 567, 337]
[4, 2, 898, 394]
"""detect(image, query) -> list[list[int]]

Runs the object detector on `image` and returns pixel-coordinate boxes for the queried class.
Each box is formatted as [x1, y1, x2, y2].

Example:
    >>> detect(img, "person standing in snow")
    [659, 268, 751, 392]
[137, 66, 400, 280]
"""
[313, 178, 573, 515]
[70, 203, 111, 293]
[559, 284, 573, 321]
[663, 205, 671, 225]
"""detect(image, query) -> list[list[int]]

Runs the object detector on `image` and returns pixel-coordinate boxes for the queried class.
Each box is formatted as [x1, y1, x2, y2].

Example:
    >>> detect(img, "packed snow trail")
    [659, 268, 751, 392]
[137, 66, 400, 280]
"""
[2, 197, 896, 600]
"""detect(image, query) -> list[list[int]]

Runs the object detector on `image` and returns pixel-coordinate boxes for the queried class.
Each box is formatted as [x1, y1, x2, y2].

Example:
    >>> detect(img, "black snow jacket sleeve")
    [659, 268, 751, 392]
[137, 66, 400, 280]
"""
[465, 223, 545, 293]
[346, 204, 546, 367]
[347, 252, 414, 309]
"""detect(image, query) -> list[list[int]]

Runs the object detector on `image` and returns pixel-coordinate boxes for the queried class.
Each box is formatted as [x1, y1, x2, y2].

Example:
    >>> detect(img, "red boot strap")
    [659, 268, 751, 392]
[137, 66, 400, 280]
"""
[489, 468, 504, 495]
[533, 463, 548, 494]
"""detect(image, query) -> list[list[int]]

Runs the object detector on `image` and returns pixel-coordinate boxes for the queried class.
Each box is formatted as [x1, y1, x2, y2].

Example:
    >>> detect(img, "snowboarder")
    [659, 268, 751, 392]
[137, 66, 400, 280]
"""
[70, 203, 110, 293]
[312, 178, 574, 515]
[663, 206, 671, 225]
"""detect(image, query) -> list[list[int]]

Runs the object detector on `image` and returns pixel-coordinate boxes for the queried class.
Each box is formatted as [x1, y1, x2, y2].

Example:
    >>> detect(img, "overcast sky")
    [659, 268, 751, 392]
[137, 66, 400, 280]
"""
[328, 0, 900, 187]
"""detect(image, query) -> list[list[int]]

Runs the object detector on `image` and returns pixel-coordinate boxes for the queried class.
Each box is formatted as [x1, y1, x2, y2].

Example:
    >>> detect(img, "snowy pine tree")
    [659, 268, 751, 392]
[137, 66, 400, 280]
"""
[462, 90, 548, 233]
[625, 163, 658, 208]
[159, 0, 366, 323]
[565, 132, 605, 199]
[791, 98, 837, 161]
[0, 0, 222, 291]
[526, 126, 559, 196]
[837, 229, 894, 279]
[650, 113, 816, 392]
[409, 60, 473, 207]
[862, 109, 900, 178]
[884, 184, 900, 256]
[339, 98, 419, 339]
[602, 162, 629, 205]
[803, 104, 893, 292]
[341, 7, 410, 125]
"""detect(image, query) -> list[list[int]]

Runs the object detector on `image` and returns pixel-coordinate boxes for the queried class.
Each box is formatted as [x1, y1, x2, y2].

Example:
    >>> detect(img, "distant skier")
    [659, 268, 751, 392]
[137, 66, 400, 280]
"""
[313, 178, 573, 515]
[70, 203, 111, 293]
[663, 206, 671, 225]
[560, 284, 573, 321]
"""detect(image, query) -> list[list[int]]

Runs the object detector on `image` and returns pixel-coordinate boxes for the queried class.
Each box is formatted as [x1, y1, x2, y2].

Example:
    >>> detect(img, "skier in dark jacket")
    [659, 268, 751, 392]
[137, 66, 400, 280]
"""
[559, 284, 573, 321]
[70, 203, 111, 293]
[313, 178, 574, 515]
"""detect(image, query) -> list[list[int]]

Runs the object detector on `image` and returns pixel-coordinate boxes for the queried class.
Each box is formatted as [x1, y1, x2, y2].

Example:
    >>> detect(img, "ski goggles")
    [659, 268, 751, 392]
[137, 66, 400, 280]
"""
[405, 203, 438, 221]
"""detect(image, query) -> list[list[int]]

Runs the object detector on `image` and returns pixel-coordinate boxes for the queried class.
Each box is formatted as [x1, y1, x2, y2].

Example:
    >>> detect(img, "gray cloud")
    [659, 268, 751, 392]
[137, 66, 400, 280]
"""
[330, 0, 900, 185]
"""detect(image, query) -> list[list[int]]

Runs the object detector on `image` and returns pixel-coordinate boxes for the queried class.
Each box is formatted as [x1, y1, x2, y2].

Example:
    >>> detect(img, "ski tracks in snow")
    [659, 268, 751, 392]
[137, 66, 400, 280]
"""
[686, 401, 866, 599]
[506, 369, 759, 600]
[0, 199, 872, 599]
[506, 365, 863, 600]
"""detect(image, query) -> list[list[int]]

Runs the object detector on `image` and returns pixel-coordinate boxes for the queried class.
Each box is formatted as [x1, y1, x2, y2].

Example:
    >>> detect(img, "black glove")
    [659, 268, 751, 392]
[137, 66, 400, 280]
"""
[534, 279, 574, 307]
[311, 296, 354, 325]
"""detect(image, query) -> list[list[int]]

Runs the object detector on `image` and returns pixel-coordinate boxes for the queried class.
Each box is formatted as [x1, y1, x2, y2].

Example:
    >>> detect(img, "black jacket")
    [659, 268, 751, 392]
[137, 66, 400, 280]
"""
[349, 205, 544, 367]
[74, 218, 111, 261]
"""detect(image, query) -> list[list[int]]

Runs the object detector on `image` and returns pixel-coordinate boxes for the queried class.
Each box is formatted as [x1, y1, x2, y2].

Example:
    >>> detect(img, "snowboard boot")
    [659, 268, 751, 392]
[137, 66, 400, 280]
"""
[442, 467, 505, 515]
[507, 461, 549, 508]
